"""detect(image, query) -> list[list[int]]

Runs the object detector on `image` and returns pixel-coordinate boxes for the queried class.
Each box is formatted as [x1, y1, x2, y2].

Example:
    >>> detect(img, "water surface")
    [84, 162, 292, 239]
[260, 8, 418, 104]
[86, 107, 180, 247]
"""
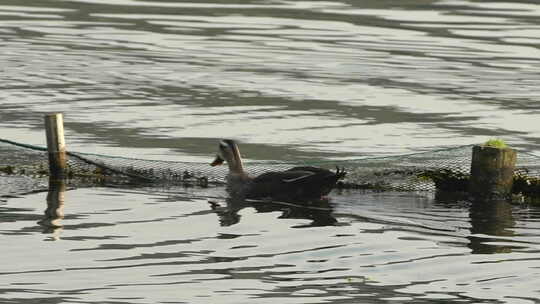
[2, 1, 540, 303]
[1, 0, 539, 160]
[2, 187, 540, 303]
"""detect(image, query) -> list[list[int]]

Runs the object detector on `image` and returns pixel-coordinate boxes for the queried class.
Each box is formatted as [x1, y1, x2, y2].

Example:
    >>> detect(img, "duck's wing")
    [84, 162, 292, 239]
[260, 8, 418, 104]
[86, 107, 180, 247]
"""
[254, 167, 345, 187]
[286, 166, 329, 174]
[253, 170, 316, 184]
[247, 167, 346, 200]
[247, 170, 316, 199]
[282, 171, 317, 183]
[286, 166, 347, 180]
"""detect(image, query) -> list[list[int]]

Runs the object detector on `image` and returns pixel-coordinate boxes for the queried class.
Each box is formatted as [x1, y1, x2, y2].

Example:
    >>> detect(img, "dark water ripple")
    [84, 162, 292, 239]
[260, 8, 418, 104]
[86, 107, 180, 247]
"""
[1, 188, 540, 303]
[0, 0, 539, 159]
[1, 1, 540, 302]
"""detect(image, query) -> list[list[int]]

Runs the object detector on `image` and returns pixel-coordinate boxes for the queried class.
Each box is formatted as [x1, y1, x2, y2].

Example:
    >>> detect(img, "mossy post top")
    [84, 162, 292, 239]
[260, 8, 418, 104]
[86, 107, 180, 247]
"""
[482, 138, 509, 149]
[474, 144, 516, 155]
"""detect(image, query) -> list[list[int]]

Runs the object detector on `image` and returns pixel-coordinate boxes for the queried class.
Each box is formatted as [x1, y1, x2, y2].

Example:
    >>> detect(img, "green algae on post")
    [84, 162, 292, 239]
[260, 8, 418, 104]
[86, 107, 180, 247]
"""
[483, 138, 508, 149]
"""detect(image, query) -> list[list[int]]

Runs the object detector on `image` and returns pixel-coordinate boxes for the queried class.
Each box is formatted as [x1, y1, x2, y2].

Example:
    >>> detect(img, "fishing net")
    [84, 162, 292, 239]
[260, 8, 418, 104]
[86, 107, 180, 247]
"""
[2, 138, 540, 196]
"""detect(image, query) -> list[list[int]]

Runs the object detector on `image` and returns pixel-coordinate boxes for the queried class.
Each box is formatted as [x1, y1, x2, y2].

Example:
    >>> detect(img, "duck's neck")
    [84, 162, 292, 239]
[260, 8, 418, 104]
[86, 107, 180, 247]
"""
[225, 148, 250, 197]
[227, 159, 244, 175]
[227, 145, 246, 176]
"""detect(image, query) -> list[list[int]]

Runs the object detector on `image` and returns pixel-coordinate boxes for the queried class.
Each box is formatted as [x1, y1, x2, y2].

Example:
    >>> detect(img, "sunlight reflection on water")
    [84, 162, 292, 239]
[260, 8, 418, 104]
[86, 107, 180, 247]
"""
[0, 0, 539, 160]
[1, 1, 540, 301]
[1, 187, 540, 303]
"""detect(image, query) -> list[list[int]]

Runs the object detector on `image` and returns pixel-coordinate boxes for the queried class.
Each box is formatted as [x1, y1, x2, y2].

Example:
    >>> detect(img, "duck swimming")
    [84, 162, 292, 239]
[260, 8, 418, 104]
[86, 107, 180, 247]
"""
[210, 139, 346, 201]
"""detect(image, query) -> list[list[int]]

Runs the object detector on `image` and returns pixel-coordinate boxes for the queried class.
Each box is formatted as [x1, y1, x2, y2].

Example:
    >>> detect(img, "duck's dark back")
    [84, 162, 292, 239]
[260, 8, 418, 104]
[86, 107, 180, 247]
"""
[247, 167, 343, 201]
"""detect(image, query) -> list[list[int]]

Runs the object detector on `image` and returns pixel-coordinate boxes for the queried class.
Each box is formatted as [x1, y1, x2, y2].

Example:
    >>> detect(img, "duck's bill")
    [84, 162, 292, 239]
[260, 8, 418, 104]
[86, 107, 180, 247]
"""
[210, 155, 224, 166]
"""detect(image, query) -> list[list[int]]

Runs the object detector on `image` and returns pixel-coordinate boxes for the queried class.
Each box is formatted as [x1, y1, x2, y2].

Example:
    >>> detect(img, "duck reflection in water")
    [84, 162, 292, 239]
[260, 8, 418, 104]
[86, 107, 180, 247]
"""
[209, 197, 337, 227]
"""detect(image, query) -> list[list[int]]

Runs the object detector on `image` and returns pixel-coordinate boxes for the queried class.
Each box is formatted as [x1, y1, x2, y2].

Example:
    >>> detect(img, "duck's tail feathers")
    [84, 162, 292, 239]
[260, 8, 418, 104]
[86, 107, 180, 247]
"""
[335, 166, 347, 179]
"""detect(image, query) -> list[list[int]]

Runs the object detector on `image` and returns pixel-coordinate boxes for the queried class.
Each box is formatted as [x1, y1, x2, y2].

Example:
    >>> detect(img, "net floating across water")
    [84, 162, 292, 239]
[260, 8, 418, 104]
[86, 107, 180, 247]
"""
[2, 138, 540, 197]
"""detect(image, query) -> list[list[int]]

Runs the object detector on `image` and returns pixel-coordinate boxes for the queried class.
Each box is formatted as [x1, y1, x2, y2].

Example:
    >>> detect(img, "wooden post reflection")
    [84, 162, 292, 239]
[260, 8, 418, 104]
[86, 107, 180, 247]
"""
[39, 178, 66, 238]
[468, 200, 515, 254]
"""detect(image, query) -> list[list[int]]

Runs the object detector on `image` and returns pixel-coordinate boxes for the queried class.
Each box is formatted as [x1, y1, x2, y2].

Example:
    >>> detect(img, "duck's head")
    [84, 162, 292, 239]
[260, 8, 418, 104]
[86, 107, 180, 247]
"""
[210, 139, 244, 173]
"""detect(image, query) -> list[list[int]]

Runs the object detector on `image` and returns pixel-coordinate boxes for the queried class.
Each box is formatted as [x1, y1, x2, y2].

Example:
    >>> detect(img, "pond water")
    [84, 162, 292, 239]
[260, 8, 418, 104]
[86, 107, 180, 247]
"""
[2, 186, 540, 303]
[1, 0, 540, 303]
[1, 0, 540, 160]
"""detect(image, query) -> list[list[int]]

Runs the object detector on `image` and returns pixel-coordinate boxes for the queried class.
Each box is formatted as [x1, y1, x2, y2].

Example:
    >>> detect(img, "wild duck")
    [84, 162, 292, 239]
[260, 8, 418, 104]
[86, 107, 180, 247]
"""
[210, 139, 346, 201]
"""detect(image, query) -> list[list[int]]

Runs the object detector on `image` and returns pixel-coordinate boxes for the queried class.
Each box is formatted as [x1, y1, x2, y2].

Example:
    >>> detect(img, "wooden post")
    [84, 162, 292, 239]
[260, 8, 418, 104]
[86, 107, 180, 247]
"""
[469, 145, 516, 201]
[44, 113, 68, 179]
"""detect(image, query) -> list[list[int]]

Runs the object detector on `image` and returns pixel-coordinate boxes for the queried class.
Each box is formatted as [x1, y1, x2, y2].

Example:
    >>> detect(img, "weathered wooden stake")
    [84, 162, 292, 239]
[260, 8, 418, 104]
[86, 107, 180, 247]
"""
[469, 145, 517, 201]
[44, 113, 68, 179]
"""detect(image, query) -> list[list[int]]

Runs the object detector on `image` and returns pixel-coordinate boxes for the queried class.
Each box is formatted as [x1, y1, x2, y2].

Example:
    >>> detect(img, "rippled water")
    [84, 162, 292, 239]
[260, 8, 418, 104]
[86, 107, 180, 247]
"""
[1, 0, 540, 160]
[2, 0, 540, 303]
[1, 187, 540, 303]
